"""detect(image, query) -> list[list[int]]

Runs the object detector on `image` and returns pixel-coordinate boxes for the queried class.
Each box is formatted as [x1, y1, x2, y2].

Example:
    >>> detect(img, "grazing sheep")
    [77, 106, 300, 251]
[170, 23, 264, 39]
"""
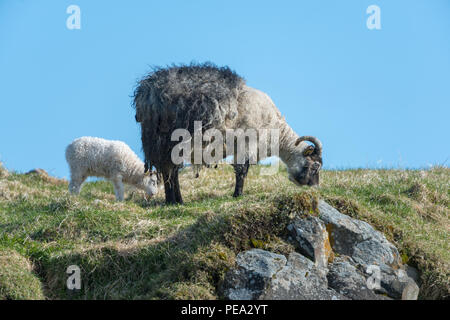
[65, 137, 158, 201]
[133, 63, 322, 204]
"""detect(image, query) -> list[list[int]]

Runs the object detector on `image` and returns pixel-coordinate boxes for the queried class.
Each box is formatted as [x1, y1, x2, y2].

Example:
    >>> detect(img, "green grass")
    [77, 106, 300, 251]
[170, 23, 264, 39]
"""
[0, 162, 448, 299]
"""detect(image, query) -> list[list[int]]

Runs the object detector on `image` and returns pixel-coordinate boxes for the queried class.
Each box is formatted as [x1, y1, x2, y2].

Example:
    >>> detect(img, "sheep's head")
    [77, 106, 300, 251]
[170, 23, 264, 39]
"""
[287, 136, 323, 187]
[142, 171, 158, 197]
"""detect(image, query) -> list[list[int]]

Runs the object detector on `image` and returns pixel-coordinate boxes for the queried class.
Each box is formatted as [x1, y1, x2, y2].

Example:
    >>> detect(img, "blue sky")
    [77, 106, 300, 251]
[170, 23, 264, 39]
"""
[0, 0, 449, 178]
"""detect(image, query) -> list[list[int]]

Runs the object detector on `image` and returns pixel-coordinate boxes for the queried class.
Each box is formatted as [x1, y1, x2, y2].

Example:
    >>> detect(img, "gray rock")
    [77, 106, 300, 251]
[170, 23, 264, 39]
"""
[318, 200, 401, 268]
[362, 263, 420, 300]
[404, 265, 421, 285]
[222, 249, 287, 300]
[234, 248, 287, 277]
[287, 216, 332, 273]
[262, 252, 346, 300]
[327, 257, 386, 300]
[352, 239, 400, 267]
[223, 202, 420, 300]
[318, 200, 419, 299]
[223, 250, 345, 300]
[401, 280, 420, 300]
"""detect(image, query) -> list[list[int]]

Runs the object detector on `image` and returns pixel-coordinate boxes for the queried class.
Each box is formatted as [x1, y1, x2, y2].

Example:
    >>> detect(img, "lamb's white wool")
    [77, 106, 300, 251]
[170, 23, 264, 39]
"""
[65, 137, 157, 201]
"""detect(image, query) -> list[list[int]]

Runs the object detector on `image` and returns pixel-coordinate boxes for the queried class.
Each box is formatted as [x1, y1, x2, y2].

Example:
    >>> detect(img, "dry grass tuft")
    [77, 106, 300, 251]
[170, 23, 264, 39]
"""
[0, 162, 9, 179]
[25, 169, 67, 186]
[0, 248, 45, 300]
[404, 182, 428, 202]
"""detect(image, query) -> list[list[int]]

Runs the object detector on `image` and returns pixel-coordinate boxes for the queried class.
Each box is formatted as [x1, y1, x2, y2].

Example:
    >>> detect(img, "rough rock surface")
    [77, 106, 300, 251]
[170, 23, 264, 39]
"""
[222, 249, 345, 300]
[223, 201, 421, 300]
[318, 200, 419, 300]
[222, 249, 286, 300]
[327, 257, 389, 300]
[318, 200, 401, 268]
[287, 216, 332, 273]
[366, 263, 420, 300]
[261, 252, 345, 300]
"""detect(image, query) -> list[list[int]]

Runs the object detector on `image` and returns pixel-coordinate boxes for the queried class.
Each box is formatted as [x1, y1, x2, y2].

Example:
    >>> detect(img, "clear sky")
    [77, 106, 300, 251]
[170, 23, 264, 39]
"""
[0, 0, 449, 178]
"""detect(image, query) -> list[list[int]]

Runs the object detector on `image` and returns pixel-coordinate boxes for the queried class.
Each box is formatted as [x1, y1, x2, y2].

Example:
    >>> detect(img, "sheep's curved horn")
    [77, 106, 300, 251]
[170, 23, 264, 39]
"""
[296, 136, 322, 157]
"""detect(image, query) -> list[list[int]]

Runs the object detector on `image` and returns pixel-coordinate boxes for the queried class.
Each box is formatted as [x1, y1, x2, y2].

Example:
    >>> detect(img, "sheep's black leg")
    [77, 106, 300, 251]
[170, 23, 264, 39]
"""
[233, 160, 250, 197]
[173, 169, 183, 204]
[162, 169, 176, 204]
[162, 167, 183, 204]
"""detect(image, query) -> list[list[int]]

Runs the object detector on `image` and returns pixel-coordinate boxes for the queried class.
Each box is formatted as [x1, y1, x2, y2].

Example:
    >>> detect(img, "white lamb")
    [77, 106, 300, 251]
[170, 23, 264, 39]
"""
[65, 137, 158, 201]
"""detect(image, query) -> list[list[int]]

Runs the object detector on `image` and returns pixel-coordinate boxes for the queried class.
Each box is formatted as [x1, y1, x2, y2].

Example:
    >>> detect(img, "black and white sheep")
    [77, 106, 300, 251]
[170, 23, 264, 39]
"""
[133, 63, 323, 204]
[65, 137, 158, 201]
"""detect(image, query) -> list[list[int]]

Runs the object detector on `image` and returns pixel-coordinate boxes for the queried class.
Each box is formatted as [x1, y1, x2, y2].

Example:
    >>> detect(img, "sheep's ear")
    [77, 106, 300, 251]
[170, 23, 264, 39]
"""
[144, 170, 150, 176]
[303, 145, 315, 156]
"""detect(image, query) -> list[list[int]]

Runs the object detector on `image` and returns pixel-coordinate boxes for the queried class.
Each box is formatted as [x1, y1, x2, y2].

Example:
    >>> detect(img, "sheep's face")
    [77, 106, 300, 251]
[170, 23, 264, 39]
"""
[142, 173, 158, 197]
[287, 146, 322, 187]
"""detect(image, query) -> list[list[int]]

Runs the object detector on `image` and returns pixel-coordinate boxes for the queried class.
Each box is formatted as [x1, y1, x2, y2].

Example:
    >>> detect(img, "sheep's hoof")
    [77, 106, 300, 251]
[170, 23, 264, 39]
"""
[165, 200, 183, 205]
[233, 192, 243, 198]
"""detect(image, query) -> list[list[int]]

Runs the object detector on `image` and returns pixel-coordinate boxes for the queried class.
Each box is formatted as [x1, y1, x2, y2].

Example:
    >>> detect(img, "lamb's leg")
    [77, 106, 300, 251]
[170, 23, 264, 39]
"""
[112, 175, 125, 201]
[232, 160, 250, 197]
[69, 172, 87, 195]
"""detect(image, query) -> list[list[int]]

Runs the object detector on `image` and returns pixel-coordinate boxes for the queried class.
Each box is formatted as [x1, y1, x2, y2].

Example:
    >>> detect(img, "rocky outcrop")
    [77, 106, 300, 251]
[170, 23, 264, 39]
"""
[317, 200, 419, 300]
[318, 200, 400, 268]
[222, 249, 345, 300]
[222, 200, 420, 300]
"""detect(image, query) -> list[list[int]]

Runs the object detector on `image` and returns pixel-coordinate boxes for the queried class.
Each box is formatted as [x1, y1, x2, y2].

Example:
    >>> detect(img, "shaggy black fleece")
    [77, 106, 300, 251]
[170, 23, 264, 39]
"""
[133, 62, 245, 175]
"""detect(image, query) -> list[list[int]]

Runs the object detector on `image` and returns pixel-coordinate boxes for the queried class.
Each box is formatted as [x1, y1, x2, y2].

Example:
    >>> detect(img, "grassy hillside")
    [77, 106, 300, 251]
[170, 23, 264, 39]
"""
[0, 162, 448, 300]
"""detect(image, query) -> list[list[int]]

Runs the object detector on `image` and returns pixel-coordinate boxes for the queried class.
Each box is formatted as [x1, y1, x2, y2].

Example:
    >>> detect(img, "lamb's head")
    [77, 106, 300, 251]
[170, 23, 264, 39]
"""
[286, 136, 323, 187]
[141, 171, 158, 197]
